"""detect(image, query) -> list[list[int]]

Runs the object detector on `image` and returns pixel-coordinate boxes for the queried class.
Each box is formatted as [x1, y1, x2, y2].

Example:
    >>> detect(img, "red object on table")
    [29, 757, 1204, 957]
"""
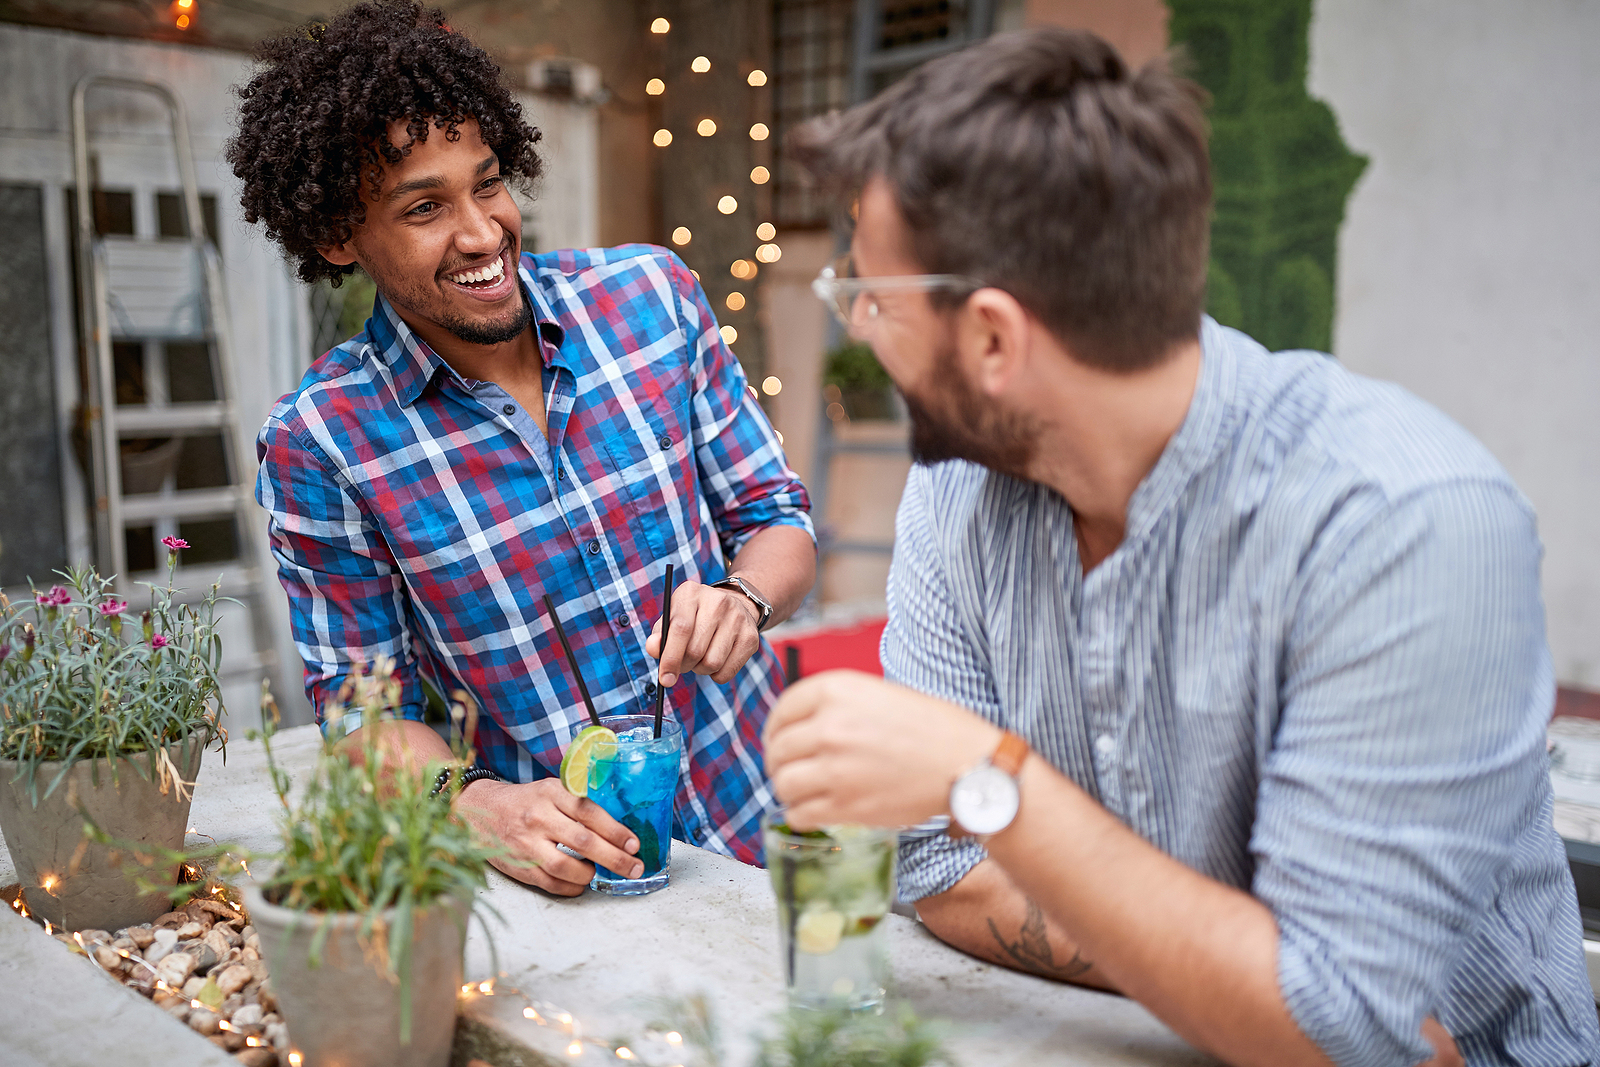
[768, 617, 888, 682]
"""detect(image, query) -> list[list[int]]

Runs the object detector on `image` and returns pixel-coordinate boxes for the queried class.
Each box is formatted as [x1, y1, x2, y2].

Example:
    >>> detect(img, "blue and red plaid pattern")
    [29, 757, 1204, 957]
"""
[256, 245, 813, 864]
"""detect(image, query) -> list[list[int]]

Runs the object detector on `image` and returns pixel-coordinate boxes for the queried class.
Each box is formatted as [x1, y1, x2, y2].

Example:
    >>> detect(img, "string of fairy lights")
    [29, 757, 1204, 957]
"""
[10, 835, 684, 1065]
[647, 14, 788, 407]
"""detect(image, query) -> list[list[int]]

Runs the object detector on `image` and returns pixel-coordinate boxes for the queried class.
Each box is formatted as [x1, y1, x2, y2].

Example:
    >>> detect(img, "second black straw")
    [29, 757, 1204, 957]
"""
[654, 563, 674, 739]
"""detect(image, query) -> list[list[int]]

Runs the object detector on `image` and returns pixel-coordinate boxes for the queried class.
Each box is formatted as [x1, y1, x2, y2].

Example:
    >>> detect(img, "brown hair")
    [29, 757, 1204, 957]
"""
[792, 29, 1211, 371]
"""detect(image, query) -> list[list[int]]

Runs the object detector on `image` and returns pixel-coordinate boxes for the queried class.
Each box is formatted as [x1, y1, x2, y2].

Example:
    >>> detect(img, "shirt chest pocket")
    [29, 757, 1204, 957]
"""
[602, 409, 693, 561]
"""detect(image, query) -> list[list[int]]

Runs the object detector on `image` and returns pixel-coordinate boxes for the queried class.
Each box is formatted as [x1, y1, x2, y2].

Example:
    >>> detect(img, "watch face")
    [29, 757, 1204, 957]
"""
[949, 763, 1020, 837]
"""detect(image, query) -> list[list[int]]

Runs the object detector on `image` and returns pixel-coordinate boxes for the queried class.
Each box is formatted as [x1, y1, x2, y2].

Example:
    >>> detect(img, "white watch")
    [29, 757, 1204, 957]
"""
[948, 730, 1029, 839]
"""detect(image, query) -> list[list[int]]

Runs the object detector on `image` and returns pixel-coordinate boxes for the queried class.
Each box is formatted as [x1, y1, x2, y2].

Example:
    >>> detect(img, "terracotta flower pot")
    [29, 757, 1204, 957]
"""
[242, 883, 469, 1067]
[0, 733, 205, 930]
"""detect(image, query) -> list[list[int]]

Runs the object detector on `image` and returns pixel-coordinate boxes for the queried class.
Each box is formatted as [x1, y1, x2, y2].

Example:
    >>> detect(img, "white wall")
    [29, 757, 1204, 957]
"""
[1310, 0, 1600, 688]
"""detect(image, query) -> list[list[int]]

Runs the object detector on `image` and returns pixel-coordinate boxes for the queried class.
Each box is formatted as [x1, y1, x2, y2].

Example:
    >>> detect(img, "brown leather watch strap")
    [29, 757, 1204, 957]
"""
[991, 730, 1029, 776]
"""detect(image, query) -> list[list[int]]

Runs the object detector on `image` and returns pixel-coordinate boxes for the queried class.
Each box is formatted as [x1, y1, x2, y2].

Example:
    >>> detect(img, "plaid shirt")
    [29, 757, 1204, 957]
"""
[256, 246, 813, 864]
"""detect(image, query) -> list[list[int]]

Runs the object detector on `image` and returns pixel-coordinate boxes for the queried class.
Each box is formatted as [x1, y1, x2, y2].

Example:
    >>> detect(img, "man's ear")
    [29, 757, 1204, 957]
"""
[319, 240, 359, 268]
[964, 288, 1032, 398]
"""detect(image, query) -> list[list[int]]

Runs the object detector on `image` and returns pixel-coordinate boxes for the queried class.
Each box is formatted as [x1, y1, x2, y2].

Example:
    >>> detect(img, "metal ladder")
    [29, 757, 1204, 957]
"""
[70, 74, 289, 712]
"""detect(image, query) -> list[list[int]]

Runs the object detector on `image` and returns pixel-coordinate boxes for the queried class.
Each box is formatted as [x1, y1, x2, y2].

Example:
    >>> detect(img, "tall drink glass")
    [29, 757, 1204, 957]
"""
[763, 810, 897, 1013]
[587, 714, 683, 895]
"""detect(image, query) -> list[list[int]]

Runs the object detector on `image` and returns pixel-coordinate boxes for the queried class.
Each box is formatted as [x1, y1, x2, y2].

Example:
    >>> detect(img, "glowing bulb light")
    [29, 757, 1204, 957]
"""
[750, 165, 770, 184]
[747, 70, 767, 86]
[646, 78, 665, 96]
[479, 980, 494, 994]
[176, 13, 190, 28]
[617, 1048, 635, 1060]
[289, 1054, 303, 1067]
[762, 375, 783, 396]
[671, 227, 691, 246]
[697, 118, 717, 137]
[756, 242, 782, 263]
[690, 56, 710, 73]
[749, 122, 769, 141]
[652, 129, 673, 147]
[756, 222, 776, 241]
[717, 195, 738, 214]
[726, 292, 746, 311]
[730, 259, 754, 279]
[567, 1040, 585, 1057]
[650, 17, 669, 33]
[720, 325, 738, 345]
[665, 1031, 683, 1045]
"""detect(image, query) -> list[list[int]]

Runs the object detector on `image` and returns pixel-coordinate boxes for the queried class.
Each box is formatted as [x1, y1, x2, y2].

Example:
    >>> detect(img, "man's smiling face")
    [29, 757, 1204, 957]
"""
[323, 116, 530, 350]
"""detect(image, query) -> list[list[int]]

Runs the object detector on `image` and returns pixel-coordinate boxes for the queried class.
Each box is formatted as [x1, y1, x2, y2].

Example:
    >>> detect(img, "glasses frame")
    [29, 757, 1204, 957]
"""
[811, 254, 984, 336]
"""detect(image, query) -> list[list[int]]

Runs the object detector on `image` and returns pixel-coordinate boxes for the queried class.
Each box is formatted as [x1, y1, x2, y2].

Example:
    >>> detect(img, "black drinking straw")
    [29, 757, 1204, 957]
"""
[542, 594, 602, 728]
[653, 563, 674, 739]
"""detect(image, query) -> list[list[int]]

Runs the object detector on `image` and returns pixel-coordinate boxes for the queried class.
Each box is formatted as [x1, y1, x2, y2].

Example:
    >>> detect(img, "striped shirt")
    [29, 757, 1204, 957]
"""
[256, 246, 812, 865]
[883, 318, 1598, 1066]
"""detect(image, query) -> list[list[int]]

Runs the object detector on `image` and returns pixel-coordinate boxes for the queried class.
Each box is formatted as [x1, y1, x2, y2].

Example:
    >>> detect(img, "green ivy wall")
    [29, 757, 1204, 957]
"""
[1167, 0, 1366, 354]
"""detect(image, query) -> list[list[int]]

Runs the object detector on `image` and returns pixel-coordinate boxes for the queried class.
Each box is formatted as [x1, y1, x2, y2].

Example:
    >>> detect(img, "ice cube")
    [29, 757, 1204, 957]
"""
[616, 726, 655, 743]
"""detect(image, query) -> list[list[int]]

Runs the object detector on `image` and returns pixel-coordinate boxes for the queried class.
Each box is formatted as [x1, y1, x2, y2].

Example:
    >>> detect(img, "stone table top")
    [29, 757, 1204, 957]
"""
[1, 725, 1217, 1067]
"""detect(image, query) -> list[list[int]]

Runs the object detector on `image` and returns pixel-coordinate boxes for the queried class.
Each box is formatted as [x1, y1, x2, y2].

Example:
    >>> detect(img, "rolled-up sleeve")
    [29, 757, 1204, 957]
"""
[881, 466, 996, 901]
[669, 253, 813, 560]
[1256, 480, 1555, 1067]
[256, 409, 426, 732]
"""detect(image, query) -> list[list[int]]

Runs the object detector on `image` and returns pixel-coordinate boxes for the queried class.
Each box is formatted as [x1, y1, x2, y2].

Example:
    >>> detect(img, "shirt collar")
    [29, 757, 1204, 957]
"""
[1121, 316, 1241, 542]
[369, 254, 568, 407]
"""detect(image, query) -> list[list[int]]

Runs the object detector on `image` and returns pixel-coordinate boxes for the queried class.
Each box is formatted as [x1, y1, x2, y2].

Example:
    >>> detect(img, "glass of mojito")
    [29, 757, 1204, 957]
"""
[579, 714, 683, 895]
[763, 810, 898, 1013]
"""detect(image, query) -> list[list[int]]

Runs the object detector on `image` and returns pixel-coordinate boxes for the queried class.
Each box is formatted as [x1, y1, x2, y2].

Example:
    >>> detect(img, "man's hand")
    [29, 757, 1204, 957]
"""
[647, 580, 764, 687]
[762, 669, 999, 829]
[455, 778, 642, 897]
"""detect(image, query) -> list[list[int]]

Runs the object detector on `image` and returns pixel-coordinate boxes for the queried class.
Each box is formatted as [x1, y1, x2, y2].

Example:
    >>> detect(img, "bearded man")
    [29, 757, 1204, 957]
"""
[762, 28, 1598, 1067]
[235, 1, 814, 892]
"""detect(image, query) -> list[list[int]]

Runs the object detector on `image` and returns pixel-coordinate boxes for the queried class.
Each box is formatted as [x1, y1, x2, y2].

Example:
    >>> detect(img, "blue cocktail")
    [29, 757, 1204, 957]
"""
[586, 714, 683, 895]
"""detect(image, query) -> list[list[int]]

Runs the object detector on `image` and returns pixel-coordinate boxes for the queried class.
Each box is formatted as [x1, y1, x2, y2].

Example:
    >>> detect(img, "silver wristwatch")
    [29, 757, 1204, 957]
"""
[710, 575, 773, 631]
[948, 730, 1029, 840]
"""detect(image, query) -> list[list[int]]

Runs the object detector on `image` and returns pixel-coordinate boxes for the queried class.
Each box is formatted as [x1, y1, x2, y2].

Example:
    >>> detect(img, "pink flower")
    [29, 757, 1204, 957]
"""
[98, 599, 127, 616]
[160, 537, 189, 552]
[150, 634, 171, 650]
[36, 586, 71, 607]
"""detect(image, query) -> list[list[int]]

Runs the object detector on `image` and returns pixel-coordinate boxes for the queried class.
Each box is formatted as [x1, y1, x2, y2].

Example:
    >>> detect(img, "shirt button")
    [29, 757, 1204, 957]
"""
[658, 434, 672, 450]
[616, 613, 630, 627]
[502, 403, 516, 415]
[586, 538, 601, 555]
[644, 681, 657, 696]
[1094, 734, 1115, 756]
[556, 465, 565, 480]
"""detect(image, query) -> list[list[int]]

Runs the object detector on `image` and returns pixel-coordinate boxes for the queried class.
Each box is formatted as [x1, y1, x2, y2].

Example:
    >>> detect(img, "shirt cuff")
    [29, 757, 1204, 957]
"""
[896, 821, 988, 903]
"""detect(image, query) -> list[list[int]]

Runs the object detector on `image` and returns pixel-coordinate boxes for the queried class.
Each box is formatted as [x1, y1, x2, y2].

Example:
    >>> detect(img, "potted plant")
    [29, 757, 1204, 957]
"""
[239, 658, 498, 1067]
[0, 538, 226, 931]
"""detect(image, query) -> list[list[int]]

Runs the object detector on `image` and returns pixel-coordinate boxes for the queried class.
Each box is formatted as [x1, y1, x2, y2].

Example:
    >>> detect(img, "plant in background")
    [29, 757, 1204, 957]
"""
[0, 541, 227, 802]
[823, 342, 899, 422]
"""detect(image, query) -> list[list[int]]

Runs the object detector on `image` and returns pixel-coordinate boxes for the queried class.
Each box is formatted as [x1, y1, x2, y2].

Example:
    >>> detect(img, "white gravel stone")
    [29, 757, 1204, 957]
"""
[155, 951, 196, 986]
[231, 1003, 263, 1027]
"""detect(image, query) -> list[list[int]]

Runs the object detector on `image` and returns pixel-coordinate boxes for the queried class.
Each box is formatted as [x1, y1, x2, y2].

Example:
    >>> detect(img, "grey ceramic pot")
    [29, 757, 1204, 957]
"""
[242, 882, 469, 1067]
[0, 733, 206, 931]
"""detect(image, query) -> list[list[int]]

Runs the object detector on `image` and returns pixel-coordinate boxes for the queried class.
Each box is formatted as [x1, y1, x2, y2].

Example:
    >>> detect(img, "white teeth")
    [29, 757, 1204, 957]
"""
[449, 257, 505, 285]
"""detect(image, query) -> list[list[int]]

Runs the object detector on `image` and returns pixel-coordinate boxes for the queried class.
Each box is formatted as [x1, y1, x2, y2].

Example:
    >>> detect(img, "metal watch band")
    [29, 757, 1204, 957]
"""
[711, 575, 773, 631]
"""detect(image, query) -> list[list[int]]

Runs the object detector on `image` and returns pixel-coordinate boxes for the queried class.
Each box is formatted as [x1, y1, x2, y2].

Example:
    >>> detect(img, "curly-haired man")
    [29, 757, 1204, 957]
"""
[234, 1, 815, 893]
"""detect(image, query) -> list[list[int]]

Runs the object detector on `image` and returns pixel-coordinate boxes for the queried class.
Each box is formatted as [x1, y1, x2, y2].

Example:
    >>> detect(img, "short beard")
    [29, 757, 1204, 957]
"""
[360, 243, 533, 347]
[901, 336, 1038, 480]
[441, 283, 533, 346]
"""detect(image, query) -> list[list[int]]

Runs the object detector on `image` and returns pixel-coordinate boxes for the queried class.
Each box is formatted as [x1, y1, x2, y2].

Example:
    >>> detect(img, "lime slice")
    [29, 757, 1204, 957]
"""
[560, 724, 617, 796]
[796, 907, 846, 955]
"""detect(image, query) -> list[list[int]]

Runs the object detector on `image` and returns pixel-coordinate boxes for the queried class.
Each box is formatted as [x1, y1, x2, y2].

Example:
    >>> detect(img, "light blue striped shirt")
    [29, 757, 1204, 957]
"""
[882, 319, 1599, 1066]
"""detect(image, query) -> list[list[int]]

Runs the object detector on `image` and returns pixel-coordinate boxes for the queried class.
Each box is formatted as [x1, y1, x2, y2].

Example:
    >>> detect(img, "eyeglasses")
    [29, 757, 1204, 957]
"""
[810, 253, 983, 336]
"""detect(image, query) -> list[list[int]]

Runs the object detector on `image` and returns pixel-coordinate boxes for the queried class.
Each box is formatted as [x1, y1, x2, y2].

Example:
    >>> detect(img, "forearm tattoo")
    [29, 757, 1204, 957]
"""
[986, 897, 1094, 980]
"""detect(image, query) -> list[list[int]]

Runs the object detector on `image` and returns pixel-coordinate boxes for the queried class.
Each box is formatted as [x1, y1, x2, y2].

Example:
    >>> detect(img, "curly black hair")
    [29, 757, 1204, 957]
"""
[226, 0, 543, 286]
